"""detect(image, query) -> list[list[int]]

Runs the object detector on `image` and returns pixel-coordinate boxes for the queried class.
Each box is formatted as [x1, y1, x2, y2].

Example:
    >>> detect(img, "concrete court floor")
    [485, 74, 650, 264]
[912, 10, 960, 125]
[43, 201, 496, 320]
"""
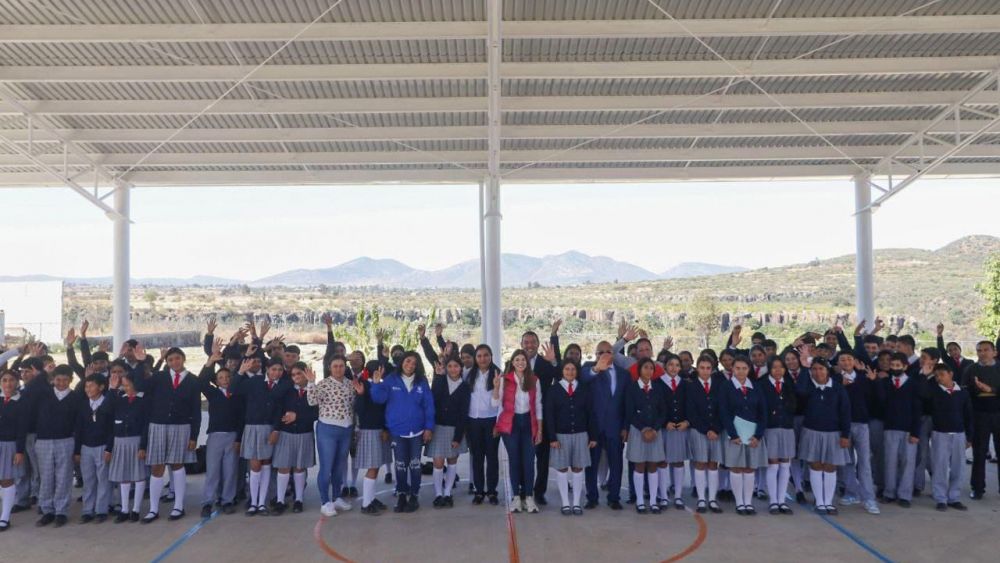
[1, 456, 997, 563]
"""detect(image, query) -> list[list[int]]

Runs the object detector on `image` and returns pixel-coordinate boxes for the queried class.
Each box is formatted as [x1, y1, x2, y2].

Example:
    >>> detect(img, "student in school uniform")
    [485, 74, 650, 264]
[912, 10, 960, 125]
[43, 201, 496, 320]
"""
[935, 324, 974, 378]
[371, 351, 435, 514]
[719, 357, 769, 516]
[134, 346, 201, 523]
[655, 354, 689, 510]
[545, 361, 597, 516]
[74, 373, 115, 524]
[493, 349, 543, 514]
[928, 364, 973, 511]
[624, 358, 667, 514]
[834, 354, 881, 515]
[12, 356, 45, 514]
[466, 345, 502, 506]
[912, 348, 940, 497]
[760, 356, 797, 515]
[796, 360, 852, 515]
[0, 369, 27, 531]
[198, 343, 244, 517]
[32, 364, 81, 527]
[107, 368, 148, 523]
[272, 362, 320, 515]
[685, 356, 724, 514]
[877, 352, 923, 507]
[353, 360, 390, 515]
[427, 357, 471, 509]
[236, 355, 289, 517]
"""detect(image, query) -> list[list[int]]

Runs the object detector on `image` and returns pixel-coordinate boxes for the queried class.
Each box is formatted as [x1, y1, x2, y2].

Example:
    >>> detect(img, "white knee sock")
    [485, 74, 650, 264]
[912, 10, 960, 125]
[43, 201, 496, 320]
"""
[672, 467, 685, 500]
[571, 471, 584, 507]
[1, 485, 14, 522]
[293, 472, 306, 503]
[731, 472, 745, 506]
[362, 477, 376, 508]
[657, 467, 670, 502]
[171, 467, 186, 512]
[148, 475, 163, 515]
[257, 465, 271, 507]
[694, 470, 707, 501]
[132, 481, 145, 513]
[809, 469, 825, 507]
[633, 471, 646, 505]
[444, 464, 457, 496]
[249, 470, 261, 507]
[119, 483, 131, 512]
[432, 467, 444, 497]
[708, 469, 719, 502]
[823, 471, 836, 507]
[743, 471, 755, 505]
[777, 462, 791, 504]
[646, 471, 659, 508]
[276, 472, 290, 505]
[556, 471, 570, 507]
[766, 464, 780, 503]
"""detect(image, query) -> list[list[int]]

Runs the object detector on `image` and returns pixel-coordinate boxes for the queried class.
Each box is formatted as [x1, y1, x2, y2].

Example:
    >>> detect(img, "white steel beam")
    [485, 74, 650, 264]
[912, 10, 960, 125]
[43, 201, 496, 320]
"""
[854, 173, 875, 331]
[112, 184, 131, 350]
[1, 57, 996, 82]
[2, 16, 998, 42]
[6, 90, 997, 116]
[483, 0, 503, 358]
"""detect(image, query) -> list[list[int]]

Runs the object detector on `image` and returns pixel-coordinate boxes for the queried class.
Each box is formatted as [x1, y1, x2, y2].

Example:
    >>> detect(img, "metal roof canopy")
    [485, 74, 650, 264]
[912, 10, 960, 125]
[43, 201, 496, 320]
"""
[2, 0, 999, 352]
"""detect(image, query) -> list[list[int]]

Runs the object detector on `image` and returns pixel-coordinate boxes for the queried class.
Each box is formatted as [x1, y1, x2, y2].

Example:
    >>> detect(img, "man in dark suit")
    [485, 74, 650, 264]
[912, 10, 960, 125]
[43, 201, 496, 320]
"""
[581, 342, 629, 510]
[521, 330, 559, 506]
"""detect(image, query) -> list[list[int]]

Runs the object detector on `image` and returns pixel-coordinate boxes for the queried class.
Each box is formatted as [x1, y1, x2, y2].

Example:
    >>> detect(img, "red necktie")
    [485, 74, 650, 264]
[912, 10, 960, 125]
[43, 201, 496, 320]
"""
[670, 378, 677, 392]
[224, 389, 230, 399]
[893, 377, 901, 390]
[172, 372, 181, 389]
[299, 388, 305, 398]
[741, 384, 748, 397]
[774, 379, 782, 395]
[703, 381, 710, 395]
[947, 387, 954, 395]
[127, 395, 134, 404]
[267, 380, 273, 392]
[754, 367, 759, 378]
[2, 396, 8, 406]
[643, 382, 650, 394]
[567, 382, 574, 397]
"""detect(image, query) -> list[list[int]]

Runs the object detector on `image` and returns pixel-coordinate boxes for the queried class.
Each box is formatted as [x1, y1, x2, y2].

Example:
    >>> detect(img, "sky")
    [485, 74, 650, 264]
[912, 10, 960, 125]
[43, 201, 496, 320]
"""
[0, 178, 997, 279]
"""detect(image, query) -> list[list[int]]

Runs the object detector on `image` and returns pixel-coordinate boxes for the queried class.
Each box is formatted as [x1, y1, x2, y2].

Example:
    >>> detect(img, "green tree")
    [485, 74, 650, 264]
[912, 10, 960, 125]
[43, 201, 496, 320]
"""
[976, 252, 1000, 338]
[689, 292, 721, 348]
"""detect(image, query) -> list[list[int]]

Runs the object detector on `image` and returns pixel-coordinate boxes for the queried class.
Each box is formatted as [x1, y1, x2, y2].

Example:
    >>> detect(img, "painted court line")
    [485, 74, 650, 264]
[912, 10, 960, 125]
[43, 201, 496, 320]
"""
[788, 493, 895, 563]
[150, 510, 219, 563]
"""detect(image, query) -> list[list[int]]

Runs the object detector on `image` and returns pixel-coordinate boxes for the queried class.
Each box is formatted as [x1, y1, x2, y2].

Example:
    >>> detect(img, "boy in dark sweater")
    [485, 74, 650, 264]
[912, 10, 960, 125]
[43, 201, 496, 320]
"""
[929, 364, 973, 511]
[876, 353, 923, 507]
[74, 374, 114, 523]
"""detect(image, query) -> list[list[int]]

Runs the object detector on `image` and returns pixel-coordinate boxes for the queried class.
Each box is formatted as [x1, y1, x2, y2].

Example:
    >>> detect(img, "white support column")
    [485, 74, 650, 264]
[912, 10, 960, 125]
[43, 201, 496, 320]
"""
[112, 184, 131, 350]
[483, 0, 503, 357]
[854, 173, 875, 331]
[478, 180, 489, 346]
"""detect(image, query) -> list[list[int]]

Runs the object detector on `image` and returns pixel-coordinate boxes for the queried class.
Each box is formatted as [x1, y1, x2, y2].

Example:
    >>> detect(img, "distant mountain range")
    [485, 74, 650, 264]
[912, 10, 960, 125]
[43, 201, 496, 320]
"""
[0, 252, 746, 288]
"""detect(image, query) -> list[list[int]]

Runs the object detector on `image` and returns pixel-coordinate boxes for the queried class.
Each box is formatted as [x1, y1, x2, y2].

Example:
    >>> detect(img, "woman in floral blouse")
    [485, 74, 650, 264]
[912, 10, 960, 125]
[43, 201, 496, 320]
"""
[307, 355, 363, 518]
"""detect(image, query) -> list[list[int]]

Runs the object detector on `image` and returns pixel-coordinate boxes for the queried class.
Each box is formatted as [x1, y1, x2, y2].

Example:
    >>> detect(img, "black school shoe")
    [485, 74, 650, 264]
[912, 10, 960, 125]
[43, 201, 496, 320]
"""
[372, 498, 387, 511]
[948, 502, 968, 511]
[130, 511, 140, 522]
[443, 496, 454, 508]
[534, 495, 548, 506]
[95, 514, 107, 523]
[608, 501, 623, 510]
[11, 504, 29, 513]
[936, 503, 948, 511]
[272, 502, 287, 516]
[54, 515, 68, 527]
[584, 500, 598, 509]
[433, 495, 444, 508]
[115, 512, 130, 524]
[394, 494, 408, 513]
[472, 493, 484, 505]
[292, 501, 304, 513]
[168, 509, 186, 521]
[201, 504, 213, 518]
[384, 473, 393, 484]
[80, 514, 94, 524]
[487, 493, 499, 506]
[897, 499, 911, 508]
[405, 496, 420, 513]
[36, 513, 55, 527]
[222, 503, 235, 515]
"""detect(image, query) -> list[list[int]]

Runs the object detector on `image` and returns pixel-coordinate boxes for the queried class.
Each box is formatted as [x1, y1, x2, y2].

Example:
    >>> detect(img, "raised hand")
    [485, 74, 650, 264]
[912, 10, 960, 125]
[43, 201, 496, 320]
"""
[247, 319, 258, 340]
[97, 339, 109, 353]
[434, 323, 444, 337]
[731, 325, 743, 347]
[623, 324, 638, 342]
[372, 366, 384, 384]
[209, 338, 224, 364]
[159, 346, 169, 362]
[551, 319, 562, 336]
[617, 320, 627, 339]
[854, 319, 866, 336]
[230, 326, 247, 345]
[80, 319, 89, 338]
[594, 353, 613, 372]
[238, 358, 253, 375]
[244, 343, 258, 358]
[873, 317, 885, 334]
[351, 377, 364, 395]
[541, 342, 556, 364]
[304, 365, 317, 384]
[417, 324, 426, 340]
[258, 316, 271, 341]
[321, 312, 333, 327]
[206, 315, 217, 335]
[636, 328, 649, 340]
[936, 323, 944, 336]
[65, 327, 77, 347]
[434, 361, 444, 375]
[662, 336, 673, 351]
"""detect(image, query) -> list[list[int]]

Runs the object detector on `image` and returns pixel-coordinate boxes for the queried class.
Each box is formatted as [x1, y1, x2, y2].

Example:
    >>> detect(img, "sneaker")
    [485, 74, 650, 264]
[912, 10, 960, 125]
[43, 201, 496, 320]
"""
[201, 505, 213, 518]
[333, 498, 352, 512]
[320, 502, 336, 517]
[360, 504, 380, 515]
[863, 500, 881, 515]
[524, 497, 539, 513]
[404, 496, 419, 513]
[510, 497, 523, 513]
[839, 495, 860, 506]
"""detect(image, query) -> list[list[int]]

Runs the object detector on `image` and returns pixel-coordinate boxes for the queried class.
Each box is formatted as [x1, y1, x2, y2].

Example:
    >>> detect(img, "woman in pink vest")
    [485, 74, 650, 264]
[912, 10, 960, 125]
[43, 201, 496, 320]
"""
[492, 350, 543, 514]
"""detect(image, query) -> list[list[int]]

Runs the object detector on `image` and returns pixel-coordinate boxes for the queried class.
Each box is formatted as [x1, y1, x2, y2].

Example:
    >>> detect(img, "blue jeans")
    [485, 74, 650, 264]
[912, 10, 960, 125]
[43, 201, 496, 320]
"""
[392, 435, 424, 496]
[586, 432, 624, 503]
[316, 422, 353, 504]
[501, 413, 535, 498]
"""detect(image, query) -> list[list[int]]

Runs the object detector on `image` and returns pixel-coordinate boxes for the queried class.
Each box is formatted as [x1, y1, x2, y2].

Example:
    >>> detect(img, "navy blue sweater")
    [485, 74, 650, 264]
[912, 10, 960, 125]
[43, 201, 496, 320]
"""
[74, 392, 116, 454]
[795, 378, 852, 438]
[655, 375, 688, 426]
[236, 374, 290, 429]
[759, 375, 797, 429]
[718, 380, 767, 440]
[833, 372, 875, 424]
[355, 378, 387, 431]
[0, 393, 27, 453]
[928, 384, 974, 440]
[876, 375, 924, 437]
[108, 391, 148, 452]
[544, 380, 598, 441]
[624, 379, 667, 431]
[278, 386, 319, 434]
[134, 370, 202, 441]
[33, 387, 84, 441]
[431, 375, 471, 443]
[685, 376, 724, 435]
[198, 365, 245, 439]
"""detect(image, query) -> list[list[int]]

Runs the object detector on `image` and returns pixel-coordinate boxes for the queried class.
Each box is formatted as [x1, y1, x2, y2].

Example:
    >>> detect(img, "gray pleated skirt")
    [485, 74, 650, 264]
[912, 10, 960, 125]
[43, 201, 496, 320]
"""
[626, 426, 665, 463]
[550, 432, 592, 470]
[662, 428, 689, 463]
[241, 424, 275, 461]
[272, 431, 316, 469]
[765, 428, 797, 460]
[0, 441, 24, 481]
[688, 430, 724, 464]
[798, 428, 849, 466]
[355, 429, 391, 469]
[146, 423, 196, 466]
[723, 434, 768, 469]
[109, 436, 147, 482]
[425, 425, 469, 459]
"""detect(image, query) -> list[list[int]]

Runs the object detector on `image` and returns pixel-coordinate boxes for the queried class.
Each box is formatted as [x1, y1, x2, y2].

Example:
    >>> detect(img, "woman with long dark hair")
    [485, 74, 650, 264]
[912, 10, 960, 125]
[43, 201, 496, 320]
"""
[467, 344, 502, 506]
[493, 349, 542, 513]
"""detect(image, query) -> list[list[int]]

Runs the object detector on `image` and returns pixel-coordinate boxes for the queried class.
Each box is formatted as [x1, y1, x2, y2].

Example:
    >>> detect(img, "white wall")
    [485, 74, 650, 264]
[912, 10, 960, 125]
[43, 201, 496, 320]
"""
[0, 280, 63, 343]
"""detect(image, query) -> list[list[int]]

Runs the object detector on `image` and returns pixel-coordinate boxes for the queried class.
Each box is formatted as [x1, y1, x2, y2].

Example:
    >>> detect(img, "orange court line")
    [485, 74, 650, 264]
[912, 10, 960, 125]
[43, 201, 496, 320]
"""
[313, 516, 358, 563]
[660, 512, 708, 563]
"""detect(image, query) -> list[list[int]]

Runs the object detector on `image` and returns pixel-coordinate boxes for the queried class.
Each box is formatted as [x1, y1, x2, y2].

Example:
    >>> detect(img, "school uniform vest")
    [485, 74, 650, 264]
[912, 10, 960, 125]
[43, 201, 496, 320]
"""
[494, 372, 539, 438]
[878, 376, 923, 436]
[34, 388, 82, 440]
[929, 385, 974, 439]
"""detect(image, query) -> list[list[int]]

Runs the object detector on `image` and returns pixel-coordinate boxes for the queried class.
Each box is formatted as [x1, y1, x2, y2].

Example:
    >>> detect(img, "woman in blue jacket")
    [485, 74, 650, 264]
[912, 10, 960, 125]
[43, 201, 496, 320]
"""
[370, 351, 435, 514]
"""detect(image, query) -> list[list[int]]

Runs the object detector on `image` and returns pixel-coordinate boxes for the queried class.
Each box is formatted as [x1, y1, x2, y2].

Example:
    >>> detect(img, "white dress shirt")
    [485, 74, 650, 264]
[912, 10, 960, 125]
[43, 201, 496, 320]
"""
[469, 370, 499, 419]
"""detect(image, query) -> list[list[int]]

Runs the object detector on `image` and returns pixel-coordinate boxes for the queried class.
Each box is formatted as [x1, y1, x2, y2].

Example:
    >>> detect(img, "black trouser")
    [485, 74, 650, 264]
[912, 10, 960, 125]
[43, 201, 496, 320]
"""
[466, 417, 499, 495]
[534, 419, 550, 498]
[971, 410, 1000, 494]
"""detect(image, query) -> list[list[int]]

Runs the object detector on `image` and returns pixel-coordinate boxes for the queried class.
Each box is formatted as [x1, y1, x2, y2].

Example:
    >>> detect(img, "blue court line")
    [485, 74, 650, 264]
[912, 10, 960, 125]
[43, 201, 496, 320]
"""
[150, 511, 218, 563]
[787, 493, 894, 563]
